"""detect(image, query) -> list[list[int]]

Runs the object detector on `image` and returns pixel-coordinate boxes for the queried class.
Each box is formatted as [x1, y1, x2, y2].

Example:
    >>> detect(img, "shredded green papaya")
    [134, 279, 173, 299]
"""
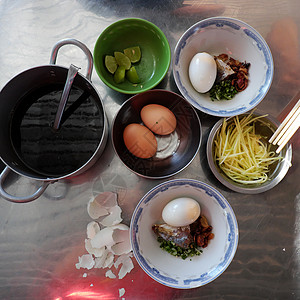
[214, 112, 282, 184]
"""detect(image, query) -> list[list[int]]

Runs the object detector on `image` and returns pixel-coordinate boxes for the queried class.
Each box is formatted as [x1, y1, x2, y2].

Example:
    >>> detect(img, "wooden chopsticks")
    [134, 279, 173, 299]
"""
[269, 99, 300, 153]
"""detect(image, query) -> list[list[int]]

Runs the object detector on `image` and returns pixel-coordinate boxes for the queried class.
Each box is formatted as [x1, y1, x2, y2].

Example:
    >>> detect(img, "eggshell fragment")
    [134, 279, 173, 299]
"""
[119, 288, 125, 297]
[99, 205, 123, 227]
[111, 225, 132, 255]
[75, 254, 95, 270]
[87, 192, 118, 219]
[76, 191, 134, 280]
[114, 252, 133, 268]
[85, 239, 106, 257]
[94, 249, 109, 268]
[123, 123, 157, 159]
[91, 227, 115, 249]
[86, 221, 100, 239]
[106, 270, 116, 279]
[141, 104, 177, 135]
[104, 251, 115, 268]
[115, 253, 134, 279]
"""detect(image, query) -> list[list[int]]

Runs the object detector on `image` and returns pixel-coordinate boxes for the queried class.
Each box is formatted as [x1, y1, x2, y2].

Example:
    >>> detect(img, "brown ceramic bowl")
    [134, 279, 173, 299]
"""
[112, 89, 202, 179]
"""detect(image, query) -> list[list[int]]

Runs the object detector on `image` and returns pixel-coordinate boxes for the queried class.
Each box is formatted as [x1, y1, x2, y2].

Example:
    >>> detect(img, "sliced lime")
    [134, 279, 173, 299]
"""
[124, 46, 141, 63]
[104, 55, 118, 74]
[114, 66, 126, 83]
[126, 66, 140, 83]
[114, 51, 131, 70]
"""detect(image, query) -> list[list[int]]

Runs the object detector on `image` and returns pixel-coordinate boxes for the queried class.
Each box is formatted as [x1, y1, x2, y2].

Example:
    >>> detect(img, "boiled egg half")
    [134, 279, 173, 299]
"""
[162, 197, 201, 227]
[188, 52, 217, 93]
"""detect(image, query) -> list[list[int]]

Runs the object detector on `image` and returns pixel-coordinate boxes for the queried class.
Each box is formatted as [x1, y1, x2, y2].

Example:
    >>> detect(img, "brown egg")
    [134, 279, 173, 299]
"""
[140, 104, 177, 135]
[123, 123, 157, 159]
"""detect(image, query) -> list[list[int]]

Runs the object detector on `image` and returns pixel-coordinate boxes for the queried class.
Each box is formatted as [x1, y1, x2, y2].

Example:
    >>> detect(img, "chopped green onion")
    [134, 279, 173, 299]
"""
[209, 80, 238, 101]
[157, 237, 202, 260]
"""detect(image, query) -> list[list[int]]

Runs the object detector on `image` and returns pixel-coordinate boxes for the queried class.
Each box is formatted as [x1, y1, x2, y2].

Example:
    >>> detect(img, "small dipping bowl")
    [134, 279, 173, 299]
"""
[112, 89, 202, 179]
[207, 112, 292, 194]
[94, 18, 171, 94]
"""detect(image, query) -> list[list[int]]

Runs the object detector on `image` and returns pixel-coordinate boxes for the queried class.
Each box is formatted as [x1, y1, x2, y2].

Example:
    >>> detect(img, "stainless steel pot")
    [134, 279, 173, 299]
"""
[0, 39, 108, 203]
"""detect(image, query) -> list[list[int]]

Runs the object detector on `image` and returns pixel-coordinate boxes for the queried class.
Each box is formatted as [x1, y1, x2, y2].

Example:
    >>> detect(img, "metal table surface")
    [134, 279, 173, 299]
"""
[0, 0, 299, 299]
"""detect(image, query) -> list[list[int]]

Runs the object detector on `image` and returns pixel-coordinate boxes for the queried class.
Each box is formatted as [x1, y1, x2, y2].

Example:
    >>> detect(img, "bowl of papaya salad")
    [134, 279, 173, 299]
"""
[207, 111, 292, 193]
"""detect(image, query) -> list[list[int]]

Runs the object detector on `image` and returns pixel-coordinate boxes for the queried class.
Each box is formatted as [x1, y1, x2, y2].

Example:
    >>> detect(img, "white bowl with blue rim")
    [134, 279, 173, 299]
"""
[130, 179, 239, 289]
[173, 17, 273, 117]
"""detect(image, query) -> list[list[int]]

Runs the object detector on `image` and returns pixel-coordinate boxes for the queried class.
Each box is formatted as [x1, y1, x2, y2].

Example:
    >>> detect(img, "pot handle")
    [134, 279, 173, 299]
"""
[49, 38, 93, 81]
[0, 167, 51, 203]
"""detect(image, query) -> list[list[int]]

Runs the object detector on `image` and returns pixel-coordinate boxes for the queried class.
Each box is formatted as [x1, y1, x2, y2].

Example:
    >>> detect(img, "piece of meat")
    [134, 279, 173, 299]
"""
[152, 223, 193, 249]
[215, 57, 235, 82]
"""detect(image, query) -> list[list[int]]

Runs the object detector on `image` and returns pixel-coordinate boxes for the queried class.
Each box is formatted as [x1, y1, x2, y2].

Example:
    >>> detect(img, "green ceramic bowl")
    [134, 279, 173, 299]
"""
[93, 18, 171, 94]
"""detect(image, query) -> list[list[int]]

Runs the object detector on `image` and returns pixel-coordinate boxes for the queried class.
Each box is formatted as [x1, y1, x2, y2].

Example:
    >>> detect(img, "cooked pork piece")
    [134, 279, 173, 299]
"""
[152, 223, 193, 249]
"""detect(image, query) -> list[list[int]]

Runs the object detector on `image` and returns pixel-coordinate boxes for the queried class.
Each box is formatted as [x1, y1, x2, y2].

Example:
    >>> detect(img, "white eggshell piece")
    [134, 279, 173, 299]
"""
[91, 227, 115, 249]
[104, 251, 115, 268]
[188, 52, 217, 93]
[85, 239, 106, 257]
[78, 190, 134, 279]
[111, 239, 131, 256]
[106, 270, 116, 279]
[99, 205, 123, 227]
[118, 255, 134, 279]
[87, 191, 118, 219]
[75, 254, 95, 270]
[94, 249, 109, 268]
[114, 252, 133, 268]
[119, 288, 125, 297]
[86, 221, 101, 239]
[112, 224, 130, 242]
[87, 199, 108, 219]
[95, 191, 118, 208]
[111, 223, 129, 231]
[162, 197, 201, 227]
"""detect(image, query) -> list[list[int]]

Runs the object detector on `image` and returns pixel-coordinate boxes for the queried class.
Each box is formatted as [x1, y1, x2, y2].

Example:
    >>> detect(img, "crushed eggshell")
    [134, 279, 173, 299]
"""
[94, 249, 110, 268]
[111, 224, 130, 242]
[85, 239, 106, 257]
[114, 252, 133, 268]
[103, 251, 115, 269]
[75, 254, 95, 270]
[76, 191, 134, 280]
[99, 205, 123, 227]
[91, 227, 115, 249]
[87, 221, 101, 239]
[115, 253, 134, 279]
[87, 191, 118, 219]
[119, 288, 125, 297]
[105, 270, 116, 279]
[118, 256, 134, 279]
[111, 226, 132, 255]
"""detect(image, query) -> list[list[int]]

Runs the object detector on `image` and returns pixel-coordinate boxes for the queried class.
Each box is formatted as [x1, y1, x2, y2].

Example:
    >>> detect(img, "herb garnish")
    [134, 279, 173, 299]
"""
[157, 237, 202, 260]
[209, 80, 238, 101]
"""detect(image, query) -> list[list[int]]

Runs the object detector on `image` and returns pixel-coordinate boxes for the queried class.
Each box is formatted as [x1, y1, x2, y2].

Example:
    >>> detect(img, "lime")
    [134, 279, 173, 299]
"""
[124, 46, 141, 63]
[114, 66, 126, 83]
[104, 55, 118, 74]
[126, 66, 140, 83]
[114, 51, 131, 70]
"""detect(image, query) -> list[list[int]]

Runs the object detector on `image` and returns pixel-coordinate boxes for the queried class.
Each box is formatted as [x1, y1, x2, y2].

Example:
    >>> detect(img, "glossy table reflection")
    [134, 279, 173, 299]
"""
[0, 0, 299, 299]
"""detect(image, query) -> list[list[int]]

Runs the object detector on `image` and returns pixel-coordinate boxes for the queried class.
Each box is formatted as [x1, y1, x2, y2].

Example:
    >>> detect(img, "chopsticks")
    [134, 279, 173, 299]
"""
[269, 99, 300, 153]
